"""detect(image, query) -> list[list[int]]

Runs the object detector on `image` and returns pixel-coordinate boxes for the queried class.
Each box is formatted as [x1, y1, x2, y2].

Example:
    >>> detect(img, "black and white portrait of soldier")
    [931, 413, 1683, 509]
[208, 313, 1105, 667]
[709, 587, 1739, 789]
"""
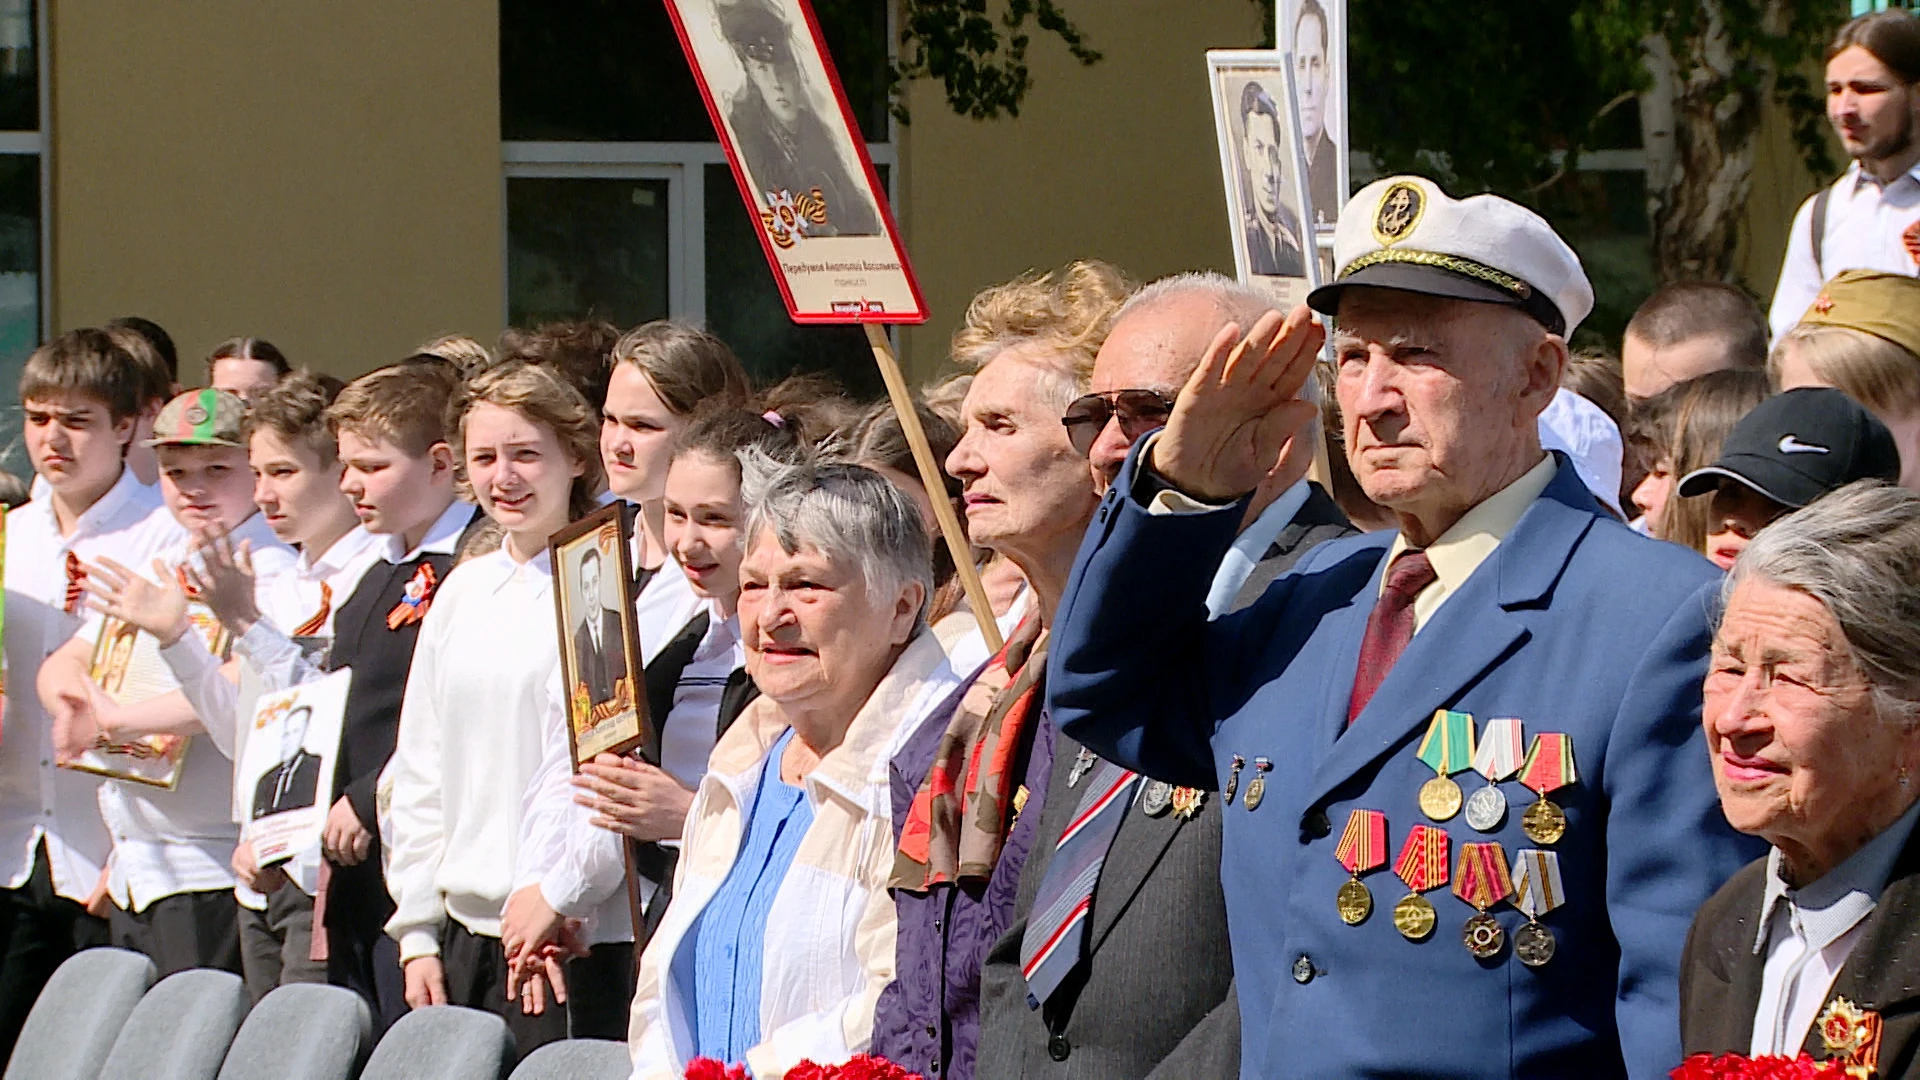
[1238, 80, 1308, 278]
[572, 546, 627, 711]
[251, 705, 322, 821]
[714, 0, 882, 236]
[1293, 0, 1341, 229]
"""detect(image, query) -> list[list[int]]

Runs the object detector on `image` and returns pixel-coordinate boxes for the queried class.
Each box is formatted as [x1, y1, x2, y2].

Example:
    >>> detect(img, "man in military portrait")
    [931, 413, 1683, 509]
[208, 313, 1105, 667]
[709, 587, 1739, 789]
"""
[715, 0, 883, 237]
[570, 545, 626, 711]
[1238, 80, 1307, 279]
[1293, 0, 1341, 230]
[251, 706, 323, 821]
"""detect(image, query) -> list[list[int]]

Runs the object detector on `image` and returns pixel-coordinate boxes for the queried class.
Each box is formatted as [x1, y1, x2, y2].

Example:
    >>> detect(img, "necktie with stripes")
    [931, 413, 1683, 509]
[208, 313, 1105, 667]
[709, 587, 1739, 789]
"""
[292, 582, 333, 637]
[63, 552, 86, 614]
[1019, 755, 1139, 1009]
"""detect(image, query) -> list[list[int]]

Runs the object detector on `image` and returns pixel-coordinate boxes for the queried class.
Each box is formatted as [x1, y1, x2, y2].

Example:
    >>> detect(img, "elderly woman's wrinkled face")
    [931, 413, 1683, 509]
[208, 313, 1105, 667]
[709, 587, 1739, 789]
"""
[1705, 577, 1914, 867]
[946, 346, 1101, 569]
[738, 528, 922, 717]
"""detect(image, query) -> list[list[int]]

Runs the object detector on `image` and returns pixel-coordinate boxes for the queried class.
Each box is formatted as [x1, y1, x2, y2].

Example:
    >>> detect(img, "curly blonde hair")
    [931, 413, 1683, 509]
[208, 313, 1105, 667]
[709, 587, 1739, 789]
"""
[448, 360, 607, 523]
[949, 260, 1132, 407]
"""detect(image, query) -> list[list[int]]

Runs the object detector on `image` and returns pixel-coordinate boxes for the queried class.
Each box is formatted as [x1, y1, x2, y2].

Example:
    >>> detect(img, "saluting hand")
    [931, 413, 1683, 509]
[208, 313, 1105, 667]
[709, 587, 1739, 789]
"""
[1149, 305, 1324, 503]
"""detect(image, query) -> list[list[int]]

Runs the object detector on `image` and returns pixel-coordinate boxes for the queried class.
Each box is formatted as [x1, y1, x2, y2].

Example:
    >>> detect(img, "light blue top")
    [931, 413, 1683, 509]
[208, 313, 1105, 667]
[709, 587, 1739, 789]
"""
[679, 728, 816, 1065]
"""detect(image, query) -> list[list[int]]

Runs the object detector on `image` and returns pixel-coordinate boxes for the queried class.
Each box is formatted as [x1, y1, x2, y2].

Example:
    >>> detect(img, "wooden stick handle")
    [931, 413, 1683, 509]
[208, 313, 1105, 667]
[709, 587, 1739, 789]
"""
[863, 322, 1004, 655]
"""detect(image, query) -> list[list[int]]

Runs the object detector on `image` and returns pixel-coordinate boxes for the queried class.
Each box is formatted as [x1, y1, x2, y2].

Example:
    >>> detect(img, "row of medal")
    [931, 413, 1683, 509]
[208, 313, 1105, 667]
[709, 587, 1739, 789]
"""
[1334, 812, 1568, 966]
[1414, 710, 1577, 846]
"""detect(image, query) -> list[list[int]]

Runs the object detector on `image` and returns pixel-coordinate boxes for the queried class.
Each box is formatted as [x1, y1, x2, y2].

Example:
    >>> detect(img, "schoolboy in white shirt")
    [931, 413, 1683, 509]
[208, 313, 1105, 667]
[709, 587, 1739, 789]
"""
[38, 388, 296, 976]
[0, 329, 172, 1056]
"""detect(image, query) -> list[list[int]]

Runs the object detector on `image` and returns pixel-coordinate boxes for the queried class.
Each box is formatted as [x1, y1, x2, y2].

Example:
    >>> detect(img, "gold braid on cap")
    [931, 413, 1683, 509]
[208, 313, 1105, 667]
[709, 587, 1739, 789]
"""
[1339, 249, 1533, 299]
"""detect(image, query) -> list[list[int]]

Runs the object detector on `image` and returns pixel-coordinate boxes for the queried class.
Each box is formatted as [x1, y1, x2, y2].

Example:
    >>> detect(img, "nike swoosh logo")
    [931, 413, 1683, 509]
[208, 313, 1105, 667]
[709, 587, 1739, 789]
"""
[1778, 435, 1830, 454]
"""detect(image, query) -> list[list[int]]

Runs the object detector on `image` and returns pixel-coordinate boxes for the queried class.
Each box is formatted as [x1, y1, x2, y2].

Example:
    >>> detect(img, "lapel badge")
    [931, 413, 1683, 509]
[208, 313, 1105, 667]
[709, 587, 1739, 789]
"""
[387, 563, 439, 630]
[1140, 780, 1173, 817]
[1817, 996, 1882, 1077]
[1170, 787, 1205, 820]
[1068, 746, 1096, 788]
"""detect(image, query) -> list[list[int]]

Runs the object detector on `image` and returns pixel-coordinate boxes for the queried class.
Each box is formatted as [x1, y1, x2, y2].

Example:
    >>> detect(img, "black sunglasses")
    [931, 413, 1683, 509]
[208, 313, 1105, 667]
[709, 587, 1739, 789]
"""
[1060, 389, 1175, 457]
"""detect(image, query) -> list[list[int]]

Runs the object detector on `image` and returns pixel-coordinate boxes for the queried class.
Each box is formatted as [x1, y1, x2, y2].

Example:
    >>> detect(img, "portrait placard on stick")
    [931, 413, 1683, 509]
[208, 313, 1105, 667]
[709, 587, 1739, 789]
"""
[1279, 0, 1347, 243]
[551, 504, 651, 768]
[1209, 50, 1323, 312]
[663, 0, 925, 322]
[239, 669, 350, 867]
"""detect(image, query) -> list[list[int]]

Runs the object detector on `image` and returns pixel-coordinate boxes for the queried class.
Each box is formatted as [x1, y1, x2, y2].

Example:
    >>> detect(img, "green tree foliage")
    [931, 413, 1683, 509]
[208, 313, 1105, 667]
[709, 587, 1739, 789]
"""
[852, 0, 1102, 123]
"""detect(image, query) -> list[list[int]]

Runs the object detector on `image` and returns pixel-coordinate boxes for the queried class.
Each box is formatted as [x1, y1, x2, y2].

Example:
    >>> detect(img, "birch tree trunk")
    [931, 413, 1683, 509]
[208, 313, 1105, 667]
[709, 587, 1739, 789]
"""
[1642, 0, 1791, 281]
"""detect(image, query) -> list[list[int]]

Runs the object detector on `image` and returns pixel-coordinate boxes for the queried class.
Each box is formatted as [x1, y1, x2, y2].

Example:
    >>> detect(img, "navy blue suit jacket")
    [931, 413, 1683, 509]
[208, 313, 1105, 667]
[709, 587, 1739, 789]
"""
[1047, 449, 1764, 1079]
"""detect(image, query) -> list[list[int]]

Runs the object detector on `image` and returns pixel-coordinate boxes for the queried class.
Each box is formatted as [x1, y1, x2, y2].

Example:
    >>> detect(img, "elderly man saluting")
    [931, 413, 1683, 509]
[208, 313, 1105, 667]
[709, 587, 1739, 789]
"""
[1047, 176, 1763, 1079]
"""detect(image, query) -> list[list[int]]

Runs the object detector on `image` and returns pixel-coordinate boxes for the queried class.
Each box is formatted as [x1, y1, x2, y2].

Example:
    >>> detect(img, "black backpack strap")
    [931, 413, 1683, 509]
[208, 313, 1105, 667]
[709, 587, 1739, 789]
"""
[1811, 186, 1832, 280]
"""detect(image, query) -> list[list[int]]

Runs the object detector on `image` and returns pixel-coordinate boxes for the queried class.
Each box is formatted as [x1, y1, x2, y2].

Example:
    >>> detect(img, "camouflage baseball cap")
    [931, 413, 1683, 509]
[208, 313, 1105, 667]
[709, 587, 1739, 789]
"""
[146, 387, 248, 448]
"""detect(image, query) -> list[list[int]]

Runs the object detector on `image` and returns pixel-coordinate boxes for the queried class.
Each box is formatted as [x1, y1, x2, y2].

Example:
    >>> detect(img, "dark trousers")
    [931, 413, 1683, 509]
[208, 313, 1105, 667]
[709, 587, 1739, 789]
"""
[441, 920, 569, 1061]
[238, 885, 326, 1004]
[567, 940, 636, 1042]
[325, 856, 406, 1034]
[109, 888, 243, 979]
[0, 842, 109, 1061]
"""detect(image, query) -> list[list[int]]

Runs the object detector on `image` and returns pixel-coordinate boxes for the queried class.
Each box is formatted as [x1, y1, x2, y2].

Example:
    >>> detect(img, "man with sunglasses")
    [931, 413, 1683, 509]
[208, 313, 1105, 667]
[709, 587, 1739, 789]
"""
[1045, 177, 1759, 1080]
[1068, 273, 1357, 612]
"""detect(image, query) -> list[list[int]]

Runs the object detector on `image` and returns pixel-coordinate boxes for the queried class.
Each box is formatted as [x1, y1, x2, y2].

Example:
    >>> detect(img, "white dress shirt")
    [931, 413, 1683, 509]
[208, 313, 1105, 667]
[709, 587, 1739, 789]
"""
[1769, 160, 1920, 338]
[1205, 479, 1311, 618]
[0, 468, 169, 903]
[89, 510, 297, 911]
[384, 540, 561, 961]
[1749, 798, 1920, 1055]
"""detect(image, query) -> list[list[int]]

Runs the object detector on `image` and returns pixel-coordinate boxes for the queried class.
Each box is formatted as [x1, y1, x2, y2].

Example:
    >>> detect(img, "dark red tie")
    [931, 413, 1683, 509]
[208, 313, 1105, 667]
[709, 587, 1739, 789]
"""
[1347, 551, 1437, 726]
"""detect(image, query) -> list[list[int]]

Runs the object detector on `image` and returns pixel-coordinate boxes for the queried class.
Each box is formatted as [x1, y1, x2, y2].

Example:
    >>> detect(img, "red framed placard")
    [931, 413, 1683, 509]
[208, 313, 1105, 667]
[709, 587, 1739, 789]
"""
[661, 0, 928, 325]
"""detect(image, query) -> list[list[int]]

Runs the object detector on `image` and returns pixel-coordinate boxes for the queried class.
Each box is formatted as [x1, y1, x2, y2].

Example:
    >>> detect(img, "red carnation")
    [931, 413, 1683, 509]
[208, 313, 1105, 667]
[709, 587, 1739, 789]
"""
[1669, 1053, 1846, 1079]
[684, 1058, 750, 1080]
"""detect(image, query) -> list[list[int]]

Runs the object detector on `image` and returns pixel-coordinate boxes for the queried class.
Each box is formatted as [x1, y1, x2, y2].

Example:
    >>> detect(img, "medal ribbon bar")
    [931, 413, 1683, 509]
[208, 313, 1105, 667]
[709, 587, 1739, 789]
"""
[1452, 842, 1513, 911]
[1512, 849, 1566, 917]
[1417, 709, 1477, 777]
[1334, 810, 1387, 875]
[1518, 732, 1576, 795]
[1472, 717, 1523, 781]
[1393, 824, 1450, 893]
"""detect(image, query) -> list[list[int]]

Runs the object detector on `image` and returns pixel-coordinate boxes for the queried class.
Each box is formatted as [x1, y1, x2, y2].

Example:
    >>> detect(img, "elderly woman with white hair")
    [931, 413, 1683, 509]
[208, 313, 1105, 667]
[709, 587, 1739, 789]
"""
[626, 460, 966, 1080]
[1680, 481, 1920, 1074]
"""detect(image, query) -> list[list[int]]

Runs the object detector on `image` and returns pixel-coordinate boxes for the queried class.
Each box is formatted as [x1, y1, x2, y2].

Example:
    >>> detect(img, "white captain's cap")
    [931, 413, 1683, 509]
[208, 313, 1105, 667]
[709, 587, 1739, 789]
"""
[1306, 176, 1595, 338]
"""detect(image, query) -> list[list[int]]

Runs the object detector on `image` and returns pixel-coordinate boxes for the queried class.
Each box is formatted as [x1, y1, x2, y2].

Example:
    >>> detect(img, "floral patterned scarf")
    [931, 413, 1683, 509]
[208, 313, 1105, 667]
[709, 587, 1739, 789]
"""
[892, 613, 1047, 891]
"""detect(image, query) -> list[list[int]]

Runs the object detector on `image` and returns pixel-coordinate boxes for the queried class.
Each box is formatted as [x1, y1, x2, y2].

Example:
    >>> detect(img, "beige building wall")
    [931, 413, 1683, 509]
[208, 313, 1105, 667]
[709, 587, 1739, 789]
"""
[893, 0, 1264, 376]
[47, 0, 504, 381]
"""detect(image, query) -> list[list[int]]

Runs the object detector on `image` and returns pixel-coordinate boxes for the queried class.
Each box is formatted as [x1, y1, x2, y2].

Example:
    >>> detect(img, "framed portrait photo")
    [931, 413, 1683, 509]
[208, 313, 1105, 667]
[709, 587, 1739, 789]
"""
[550, 505, 651, 769]
[1279, 0, 1347, 241]
[662, 0, 926, 323]
[64, 607, 232, 789]
[1208, 50, 1323, 311]
[239, 669, 350, 867]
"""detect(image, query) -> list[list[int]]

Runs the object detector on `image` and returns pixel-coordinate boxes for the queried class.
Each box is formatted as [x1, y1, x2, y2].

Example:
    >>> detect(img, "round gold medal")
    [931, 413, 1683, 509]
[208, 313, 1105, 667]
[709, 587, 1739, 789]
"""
[1418, 776, 1462, 821]
[1336, 879, 1373, 926]
[1462, 912, 1505, 959]
[1522, 798, 1567, 845]
[1514, 921, 1556, 967]
[1392, 894, 1436, 941]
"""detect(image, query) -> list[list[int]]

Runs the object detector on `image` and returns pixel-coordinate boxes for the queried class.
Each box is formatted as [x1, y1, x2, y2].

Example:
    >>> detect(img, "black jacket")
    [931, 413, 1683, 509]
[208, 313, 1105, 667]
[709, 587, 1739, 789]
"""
[1681, 823, 1920, 1077]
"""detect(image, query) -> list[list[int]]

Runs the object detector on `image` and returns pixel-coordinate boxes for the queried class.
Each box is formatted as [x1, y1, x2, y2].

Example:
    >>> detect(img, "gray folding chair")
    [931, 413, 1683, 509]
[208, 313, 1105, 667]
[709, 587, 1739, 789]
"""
[508, 1039, 631, 1080]
[97, 968, 249, 1080]
[4, 947, 157, 1080]
[358, 1006, 514, 1080]
[215, 983, 371, 1080]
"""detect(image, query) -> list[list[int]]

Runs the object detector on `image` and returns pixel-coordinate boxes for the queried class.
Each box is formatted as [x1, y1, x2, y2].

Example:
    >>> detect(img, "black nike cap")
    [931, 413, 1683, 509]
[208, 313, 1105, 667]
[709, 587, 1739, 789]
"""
[1677, 387, 1901, 508]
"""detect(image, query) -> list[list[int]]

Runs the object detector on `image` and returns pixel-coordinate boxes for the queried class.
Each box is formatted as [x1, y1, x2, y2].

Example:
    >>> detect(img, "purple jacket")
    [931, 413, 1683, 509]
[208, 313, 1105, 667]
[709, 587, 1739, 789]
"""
[870, 690, 1056, 1080]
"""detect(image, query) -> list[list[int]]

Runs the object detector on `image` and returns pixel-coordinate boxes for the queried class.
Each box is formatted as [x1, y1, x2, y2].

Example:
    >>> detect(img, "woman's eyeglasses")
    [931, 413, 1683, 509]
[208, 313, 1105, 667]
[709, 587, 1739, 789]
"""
[1060, 389, 1175, 457]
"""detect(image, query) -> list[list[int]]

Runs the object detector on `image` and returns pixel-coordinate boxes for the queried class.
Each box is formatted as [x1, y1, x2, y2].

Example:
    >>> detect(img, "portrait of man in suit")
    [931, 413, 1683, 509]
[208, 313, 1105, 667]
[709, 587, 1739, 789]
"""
[712, 0, 882, 237]
[1237, 80, 1307, 279]
[570, 545, 627, 714]
[251, 705, 322, 821]
[1292, 0, 1342, 230]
